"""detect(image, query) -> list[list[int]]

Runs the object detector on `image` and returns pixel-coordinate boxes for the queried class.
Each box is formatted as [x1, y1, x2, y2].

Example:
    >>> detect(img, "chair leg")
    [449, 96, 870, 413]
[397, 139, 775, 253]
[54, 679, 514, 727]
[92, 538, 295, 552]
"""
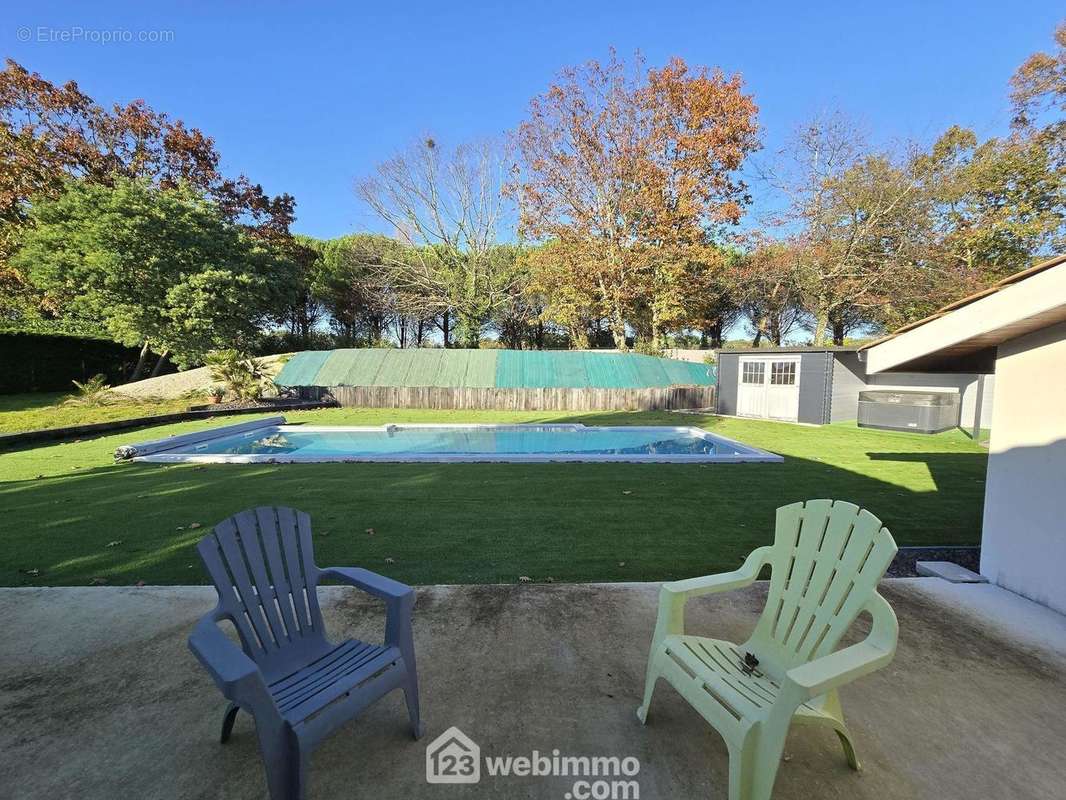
[745, 724, 789, 800]
[821, 690, 860, 770]
[726, 740, 745, 800]
[404, 673, 424, 740]
[258, 725, 308, 800]
[636, 651, 662, 724]
[220, 703, 240, 743]
[834, 727, 861, 771]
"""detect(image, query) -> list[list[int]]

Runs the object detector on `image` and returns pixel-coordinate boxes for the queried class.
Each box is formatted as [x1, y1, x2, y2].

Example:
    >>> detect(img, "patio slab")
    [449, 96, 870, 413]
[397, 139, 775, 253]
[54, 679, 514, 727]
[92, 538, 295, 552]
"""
[2, 579, 1064, 799]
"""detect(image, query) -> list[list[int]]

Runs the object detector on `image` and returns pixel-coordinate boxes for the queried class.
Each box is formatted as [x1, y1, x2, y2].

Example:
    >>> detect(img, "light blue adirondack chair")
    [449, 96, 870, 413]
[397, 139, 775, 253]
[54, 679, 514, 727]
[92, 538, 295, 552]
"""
[637, 499, 899, 800]
[188, 506, 422, 800]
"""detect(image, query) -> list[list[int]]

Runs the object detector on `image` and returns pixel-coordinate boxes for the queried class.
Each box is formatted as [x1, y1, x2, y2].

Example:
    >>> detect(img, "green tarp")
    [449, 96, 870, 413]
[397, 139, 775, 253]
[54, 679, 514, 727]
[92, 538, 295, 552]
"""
[274, 349, 715, 389]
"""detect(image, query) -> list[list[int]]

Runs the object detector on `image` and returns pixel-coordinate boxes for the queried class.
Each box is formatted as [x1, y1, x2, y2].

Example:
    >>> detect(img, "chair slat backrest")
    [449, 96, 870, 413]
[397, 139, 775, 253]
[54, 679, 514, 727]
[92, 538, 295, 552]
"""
[749, 500, 897, 670]
[197, 506, 330, 676]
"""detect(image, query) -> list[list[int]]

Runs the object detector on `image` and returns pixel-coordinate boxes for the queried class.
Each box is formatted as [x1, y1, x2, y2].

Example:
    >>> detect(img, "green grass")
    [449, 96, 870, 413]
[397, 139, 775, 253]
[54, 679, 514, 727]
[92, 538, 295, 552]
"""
[0, 392, 193, 434]
[0, 407, 988, 587]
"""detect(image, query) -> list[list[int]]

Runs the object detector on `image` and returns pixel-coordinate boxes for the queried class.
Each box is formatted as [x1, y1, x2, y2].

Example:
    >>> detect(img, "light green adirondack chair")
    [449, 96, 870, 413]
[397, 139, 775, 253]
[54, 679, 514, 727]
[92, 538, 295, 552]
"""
[637, 499, 899, 800]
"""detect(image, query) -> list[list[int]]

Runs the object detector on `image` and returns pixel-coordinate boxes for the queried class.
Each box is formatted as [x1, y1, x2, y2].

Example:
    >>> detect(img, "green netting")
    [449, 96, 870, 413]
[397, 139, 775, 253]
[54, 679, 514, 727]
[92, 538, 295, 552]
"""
[273, 351, 331, 387]
[497, 350, 713, 389]
[274, 348, 715, 389]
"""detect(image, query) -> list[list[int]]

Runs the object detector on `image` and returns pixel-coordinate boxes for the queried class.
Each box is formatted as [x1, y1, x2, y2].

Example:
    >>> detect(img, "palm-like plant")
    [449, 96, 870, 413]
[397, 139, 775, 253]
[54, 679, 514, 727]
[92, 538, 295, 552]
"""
[205, 350, 267, 401]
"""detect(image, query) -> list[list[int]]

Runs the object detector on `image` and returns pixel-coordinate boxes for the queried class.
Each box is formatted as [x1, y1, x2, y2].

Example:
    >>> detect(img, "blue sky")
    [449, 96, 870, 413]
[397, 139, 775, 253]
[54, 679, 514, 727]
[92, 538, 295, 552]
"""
[4, 2, 1062, 241]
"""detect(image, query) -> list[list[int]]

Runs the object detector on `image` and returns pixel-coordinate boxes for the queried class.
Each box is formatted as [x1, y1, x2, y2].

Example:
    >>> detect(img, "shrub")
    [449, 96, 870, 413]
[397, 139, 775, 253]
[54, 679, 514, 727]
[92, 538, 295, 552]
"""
[205, 350, 268, 401]
[633, 340, 665, 358]
[63, 374, 115, 407]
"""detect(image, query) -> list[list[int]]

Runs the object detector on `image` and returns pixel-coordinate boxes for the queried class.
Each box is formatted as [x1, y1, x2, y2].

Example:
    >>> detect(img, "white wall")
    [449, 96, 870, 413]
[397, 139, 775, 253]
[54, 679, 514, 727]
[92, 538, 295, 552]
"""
[981, 320, 1066, 614]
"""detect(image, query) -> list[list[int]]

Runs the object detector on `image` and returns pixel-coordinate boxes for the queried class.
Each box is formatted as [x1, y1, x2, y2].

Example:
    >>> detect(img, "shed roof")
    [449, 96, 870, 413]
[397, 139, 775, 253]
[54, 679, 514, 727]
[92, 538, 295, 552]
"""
[718, 346, 859, 355]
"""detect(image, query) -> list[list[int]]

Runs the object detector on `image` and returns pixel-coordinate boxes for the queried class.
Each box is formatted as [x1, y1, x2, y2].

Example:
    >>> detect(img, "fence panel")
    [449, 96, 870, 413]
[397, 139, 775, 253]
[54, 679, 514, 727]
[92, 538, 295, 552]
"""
[301, 385, 716, 412]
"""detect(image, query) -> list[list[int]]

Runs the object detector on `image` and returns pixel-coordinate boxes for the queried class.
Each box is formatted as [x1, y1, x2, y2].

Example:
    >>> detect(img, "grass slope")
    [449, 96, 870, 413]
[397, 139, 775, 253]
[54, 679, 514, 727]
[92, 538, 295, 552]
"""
[0, 392, 192, 434]
[0, 407, 987, 587]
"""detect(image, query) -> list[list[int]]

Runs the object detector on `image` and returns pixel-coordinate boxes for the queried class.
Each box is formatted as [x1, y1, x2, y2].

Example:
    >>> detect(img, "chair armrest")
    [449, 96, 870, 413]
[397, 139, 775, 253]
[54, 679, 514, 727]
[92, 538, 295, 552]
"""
[188, 613, 272, 706]
[785, 593, 898, 699]
[651, 546, 773, 642]
[319, 566, 413, 602]
[319, 567, 415, 650]
[662, 546, 773, 599]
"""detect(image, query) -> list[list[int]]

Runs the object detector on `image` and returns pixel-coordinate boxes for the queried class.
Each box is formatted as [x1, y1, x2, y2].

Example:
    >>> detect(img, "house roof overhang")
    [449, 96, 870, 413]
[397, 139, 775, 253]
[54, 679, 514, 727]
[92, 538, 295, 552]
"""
[860, 255, 1066, 374]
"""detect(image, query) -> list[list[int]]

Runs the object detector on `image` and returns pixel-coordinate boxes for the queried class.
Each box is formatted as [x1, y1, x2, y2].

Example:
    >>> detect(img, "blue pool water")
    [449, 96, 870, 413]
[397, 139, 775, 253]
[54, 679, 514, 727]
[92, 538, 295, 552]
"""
[131, 423, 782, 463]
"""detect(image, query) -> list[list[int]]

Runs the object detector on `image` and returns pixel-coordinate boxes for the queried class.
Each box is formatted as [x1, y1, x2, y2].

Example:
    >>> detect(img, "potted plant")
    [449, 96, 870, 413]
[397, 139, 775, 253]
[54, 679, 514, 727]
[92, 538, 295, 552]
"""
[209, 385, 225, 405]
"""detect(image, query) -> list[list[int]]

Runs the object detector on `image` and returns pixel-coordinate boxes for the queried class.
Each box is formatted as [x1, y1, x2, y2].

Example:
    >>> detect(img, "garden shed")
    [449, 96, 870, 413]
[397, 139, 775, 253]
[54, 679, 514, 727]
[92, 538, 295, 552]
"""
[715, 346, 993, 429]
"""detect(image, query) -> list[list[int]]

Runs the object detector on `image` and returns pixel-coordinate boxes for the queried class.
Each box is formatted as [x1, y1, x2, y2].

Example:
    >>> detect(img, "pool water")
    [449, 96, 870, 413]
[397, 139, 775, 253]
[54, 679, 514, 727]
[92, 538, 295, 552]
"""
[130, 423, 782, 464]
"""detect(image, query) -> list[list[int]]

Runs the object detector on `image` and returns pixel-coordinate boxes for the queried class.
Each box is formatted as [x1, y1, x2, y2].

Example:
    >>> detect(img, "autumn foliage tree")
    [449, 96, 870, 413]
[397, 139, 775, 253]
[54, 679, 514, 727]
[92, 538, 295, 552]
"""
[0, 59, 295, 321]
[513, 52, 759, 349]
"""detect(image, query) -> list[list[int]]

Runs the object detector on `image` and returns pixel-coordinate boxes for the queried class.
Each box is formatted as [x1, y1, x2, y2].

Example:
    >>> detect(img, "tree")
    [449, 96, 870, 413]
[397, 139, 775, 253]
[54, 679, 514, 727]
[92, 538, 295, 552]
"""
[1009, 20, 1065, 144]
[917, 125, 1064, 283]
[356, 137, 519, 347]
[13, 178, 293, 371]
[512, 52, 759, 348]
[314, 234, 406, 346]
[522, 240, 603, 349]
[765, 114, 939, 344]
[734, 240, 805, 346]
[274, 235, 326, 349]
[0, 59, 295, 321]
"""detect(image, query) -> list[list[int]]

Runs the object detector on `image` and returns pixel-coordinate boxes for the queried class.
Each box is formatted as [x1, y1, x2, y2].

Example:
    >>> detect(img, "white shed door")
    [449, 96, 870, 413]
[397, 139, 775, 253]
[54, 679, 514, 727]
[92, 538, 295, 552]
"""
[737, 357, 801, 421]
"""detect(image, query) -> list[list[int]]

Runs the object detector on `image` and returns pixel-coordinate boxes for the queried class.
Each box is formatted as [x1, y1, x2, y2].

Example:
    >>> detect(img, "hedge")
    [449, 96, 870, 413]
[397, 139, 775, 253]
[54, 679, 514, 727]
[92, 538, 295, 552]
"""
[0, 332, 166, 394]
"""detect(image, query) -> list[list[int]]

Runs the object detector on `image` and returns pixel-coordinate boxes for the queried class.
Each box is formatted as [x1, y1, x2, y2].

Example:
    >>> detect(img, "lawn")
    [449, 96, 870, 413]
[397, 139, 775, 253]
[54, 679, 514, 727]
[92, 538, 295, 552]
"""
[0, 392, 193, 434]
[0, 406, 988, 587]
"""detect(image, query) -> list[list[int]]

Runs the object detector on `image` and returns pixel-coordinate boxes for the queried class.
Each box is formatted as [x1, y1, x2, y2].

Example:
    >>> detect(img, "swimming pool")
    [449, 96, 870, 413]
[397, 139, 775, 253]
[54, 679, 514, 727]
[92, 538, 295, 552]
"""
[116, 417, 782, 464]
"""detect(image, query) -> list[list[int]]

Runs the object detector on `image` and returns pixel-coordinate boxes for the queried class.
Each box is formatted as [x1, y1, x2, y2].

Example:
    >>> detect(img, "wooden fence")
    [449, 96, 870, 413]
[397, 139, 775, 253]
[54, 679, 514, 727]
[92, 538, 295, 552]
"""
[298, 385, 716, 412]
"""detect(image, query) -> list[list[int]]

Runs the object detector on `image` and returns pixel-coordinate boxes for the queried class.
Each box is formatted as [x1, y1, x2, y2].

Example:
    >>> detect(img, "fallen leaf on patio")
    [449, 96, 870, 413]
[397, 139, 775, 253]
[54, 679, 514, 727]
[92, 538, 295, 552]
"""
[518, 575, 532, 582]
[89, 577, 108, 586]
[188, 522, 202, 529]
[105, 540, 123, 548]
[783, 754, 792, 763]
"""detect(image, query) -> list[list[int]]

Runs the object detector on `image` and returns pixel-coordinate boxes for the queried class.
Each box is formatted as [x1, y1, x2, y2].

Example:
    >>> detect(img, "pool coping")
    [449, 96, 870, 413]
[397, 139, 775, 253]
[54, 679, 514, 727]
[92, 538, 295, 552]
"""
[123, 418, 785, 464]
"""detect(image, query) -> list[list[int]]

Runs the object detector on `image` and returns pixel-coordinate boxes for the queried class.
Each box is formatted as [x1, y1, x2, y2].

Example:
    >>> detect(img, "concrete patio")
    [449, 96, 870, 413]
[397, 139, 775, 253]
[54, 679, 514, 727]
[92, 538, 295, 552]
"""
[3, 579, 1065, 799]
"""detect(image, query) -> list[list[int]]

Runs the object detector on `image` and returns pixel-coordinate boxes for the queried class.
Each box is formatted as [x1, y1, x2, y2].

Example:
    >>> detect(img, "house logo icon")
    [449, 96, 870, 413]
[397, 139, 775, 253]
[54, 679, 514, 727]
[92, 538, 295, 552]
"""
[426, 725, 480, 784]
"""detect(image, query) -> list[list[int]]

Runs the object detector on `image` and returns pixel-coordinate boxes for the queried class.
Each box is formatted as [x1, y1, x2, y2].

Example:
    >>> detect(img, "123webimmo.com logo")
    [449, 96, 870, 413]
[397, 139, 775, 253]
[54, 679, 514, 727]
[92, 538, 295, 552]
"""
[426, 726, 480, 783]
[426, 726, 640, 798]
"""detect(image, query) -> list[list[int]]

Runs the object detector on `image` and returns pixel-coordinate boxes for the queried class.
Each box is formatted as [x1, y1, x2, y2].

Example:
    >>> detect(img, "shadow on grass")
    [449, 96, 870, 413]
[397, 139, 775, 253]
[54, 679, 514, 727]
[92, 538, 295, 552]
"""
[0, 423, 988, 587]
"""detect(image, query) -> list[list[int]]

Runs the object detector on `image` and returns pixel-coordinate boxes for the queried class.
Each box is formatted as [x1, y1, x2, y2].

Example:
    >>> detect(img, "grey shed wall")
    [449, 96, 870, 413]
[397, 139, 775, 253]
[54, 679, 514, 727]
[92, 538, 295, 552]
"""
[716, 353, 739, 415]
[796, 352, 834, 424]
[830, 353, 869, 423]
